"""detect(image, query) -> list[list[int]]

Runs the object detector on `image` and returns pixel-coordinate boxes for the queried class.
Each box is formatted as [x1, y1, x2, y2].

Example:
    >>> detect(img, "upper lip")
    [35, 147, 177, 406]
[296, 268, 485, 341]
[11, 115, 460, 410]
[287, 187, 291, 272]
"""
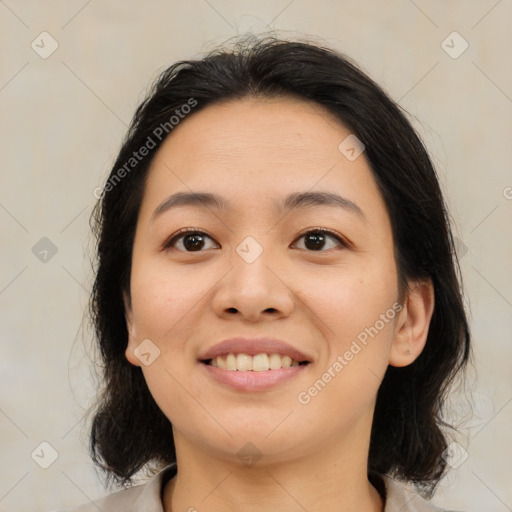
[199, 337, 311, 363]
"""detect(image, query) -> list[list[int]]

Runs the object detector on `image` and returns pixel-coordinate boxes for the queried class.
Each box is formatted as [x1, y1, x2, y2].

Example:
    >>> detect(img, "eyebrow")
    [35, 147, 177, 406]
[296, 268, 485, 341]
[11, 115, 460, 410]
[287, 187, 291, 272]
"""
[151, 191, 366, 221]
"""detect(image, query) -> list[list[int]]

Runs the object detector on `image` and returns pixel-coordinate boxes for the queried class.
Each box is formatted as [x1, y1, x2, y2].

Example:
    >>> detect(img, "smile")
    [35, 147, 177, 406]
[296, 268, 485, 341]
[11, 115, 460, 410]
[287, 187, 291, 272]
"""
[204, 352, 309, 371]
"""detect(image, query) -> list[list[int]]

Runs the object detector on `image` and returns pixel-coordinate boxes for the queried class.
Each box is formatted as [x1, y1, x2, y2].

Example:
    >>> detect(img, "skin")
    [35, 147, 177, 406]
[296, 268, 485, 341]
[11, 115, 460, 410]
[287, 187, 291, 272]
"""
[124, 96, 434, 512]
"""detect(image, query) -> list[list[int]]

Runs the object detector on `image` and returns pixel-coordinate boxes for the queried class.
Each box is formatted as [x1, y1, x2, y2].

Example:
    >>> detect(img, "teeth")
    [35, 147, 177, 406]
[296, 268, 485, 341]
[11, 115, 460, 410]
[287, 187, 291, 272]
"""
[252, 353, 269, 372]
[269, 353, 282, 370]
[218, 355, 227, 370]
[281, 355, 292, 368]
[226, 353, 236, 370]
[209, 353, 304, 371]
[236, 354, 252, 371]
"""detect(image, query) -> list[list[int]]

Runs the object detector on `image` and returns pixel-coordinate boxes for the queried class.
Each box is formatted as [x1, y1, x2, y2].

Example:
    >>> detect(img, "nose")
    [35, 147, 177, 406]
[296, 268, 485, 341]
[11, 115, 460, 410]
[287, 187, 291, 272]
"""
[211, 250, 295, 322]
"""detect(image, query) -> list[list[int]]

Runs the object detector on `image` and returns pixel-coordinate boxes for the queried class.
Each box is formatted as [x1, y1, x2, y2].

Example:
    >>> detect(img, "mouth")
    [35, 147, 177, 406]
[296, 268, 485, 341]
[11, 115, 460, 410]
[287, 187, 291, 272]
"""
[198, 337, 312, 390]
[201, 353, 311, 371]
[200, 355, 310, 392]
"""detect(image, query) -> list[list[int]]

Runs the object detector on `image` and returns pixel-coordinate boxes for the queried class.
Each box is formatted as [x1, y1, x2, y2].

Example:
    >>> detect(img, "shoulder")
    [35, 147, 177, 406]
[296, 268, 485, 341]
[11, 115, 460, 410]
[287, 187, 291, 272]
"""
[383, 476, 465, 512]
[51, 465, 177, 512]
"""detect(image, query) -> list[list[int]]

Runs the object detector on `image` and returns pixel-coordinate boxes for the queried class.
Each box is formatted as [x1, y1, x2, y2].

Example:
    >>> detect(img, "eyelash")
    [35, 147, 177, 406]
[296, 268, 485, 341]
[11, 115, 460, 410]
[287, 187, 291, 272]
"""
[161, 227, 348, 252]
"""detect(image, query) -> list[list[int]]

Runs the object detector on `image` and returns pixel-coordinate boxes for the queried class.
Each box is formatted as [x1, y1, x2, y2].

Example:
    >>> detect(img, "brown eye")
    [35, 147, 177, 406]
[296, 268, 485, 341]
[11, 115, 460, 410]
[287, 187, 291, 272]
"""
[293, 229, 346, 251]
[164, 230, 219, 252]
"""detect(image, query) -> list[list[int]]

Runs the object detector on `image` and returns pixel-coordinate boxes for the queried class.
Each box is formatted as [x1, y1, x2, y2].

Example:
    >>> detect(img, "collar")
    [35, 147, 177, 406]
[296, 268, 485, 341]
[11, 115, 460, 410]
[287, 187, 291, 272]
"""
[77, 464, 448, 511]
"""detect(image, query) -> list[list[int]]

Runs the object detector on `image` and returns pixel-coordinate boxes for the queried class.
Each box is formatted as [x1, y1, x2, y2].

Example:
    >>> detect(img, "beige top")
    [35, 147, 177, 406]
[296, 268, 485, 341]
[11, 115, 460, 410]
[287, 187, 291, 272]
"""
[55, 464, 461, 512]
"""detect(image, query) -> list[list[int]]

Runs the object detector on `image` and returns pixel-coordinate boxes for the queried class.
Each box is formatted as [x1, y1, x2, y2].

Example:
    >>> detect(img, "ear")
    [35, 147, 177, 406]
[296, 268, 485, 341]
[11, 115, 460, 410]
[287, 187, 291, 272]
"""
[389, 279, 435, 367]
[123, 290, 142, 367]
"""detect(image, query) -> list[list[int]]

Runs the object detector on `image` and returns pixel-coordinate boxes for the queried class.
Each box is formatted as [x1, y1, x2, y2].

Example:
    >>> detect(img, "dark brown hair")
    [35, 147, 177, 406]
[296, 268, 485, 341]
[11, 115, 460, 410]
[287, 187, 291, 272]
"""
[88, 35, 471, 497]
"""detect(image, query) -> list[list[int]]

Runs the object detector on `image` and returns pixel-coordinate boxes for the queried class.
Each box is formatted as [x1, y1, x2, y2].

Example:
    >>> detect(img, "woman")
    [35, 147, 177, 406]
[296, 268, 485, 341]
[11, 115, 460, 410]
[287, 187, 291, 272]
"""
[61, 36, 470, 511]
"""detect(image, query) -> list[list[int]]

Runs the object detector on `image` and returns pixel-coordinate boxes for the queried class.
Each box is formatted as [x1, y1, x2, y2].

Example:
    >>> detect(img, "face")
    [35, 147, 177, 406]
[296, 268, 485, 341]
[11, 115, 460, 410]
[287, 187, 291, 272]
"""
[124, 96, 404, 464]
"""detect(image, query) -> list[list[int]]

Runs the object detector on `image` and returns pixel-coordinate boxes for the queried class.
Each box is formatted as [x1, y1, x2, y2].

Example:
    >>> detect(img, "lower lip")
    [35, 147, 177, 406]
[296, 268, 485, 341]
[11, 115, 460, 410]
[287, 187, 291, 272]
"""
[200, 362, 308, 391]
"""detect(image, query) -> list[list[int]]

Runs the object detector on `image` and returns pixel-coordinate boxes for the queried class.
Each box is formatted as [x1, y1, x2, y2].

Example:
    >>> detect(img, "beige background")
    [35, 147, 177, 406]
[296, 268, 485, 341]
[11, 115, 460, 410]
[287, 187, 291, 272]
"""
[1, 1, 511, 511]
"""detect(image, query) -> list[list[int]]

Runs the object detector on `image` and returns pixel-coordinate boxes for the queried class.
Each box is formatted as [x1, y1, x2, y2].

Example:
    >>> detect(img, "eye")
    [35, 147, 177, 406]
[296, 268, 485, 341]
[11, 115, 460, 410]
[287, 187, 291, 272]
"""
[292, 228, 347, 251]
[162, 227, 347, 253]
[163, 229, 219, 252]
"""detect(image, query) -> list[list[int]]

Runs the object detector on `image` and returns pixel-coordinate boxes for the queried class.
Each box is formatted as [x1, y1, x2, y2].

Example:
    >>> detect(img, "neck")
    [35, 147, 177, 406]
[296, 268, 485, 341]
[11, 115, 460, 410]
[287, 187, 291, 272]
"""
[163, 432, 384, 512]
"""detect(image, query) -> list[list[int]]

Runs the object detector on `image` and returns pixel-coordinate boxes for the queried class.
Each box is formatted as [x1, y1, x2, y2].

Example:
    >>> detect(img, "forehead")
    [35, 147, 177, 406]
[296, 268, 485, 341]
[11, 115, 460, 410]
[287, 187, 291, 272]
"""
[156, 96, 348, 167]
[139, 96, 388, 227]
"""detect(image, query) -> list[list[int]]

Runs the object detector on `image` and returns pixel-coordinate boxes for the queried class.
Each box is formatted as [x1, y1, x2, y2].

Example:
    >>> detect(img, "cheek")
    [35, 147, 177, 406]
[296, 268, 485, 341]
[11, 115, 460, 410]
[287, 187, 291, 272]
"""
[299, 281, 397, 428]
[128, 263, 208, 427]
[299, 254, 398, 401]
[305, 254, 398, 340]
[129, 261, 207, 341]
